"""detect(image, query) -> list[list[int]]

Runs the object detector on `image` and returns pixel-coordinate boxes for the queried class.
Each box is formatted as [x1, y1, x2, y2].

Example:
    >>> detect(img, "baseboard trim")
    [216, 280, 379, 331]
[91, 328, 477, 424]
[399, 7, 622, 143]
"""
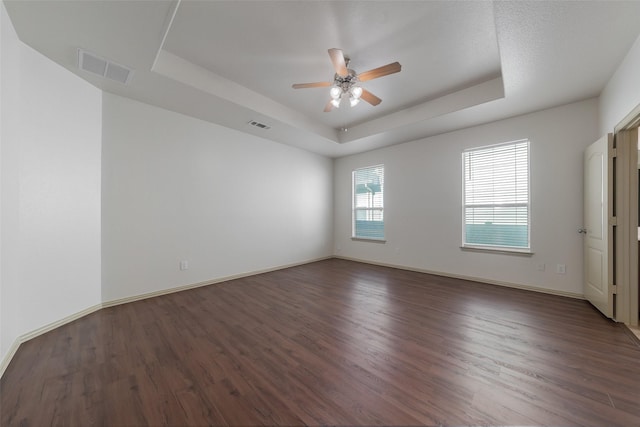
[334, 255, 585, 300]
[1, 254, 582, 380]
[0, 340, 21, 380]
[1, 256, 331, 379]
[102, 256, 333, 308]
[0, 303, 103, 378]
[623, 325, 640, 347]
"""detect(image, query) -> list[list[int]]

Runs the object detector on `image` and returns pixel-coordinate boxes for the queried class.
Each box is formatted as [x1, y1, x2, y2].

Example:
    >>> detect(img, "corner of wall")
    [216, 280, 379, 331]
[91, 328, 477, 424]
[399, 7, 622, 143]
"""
[599, 33, 640, 134]
[0, 0, 5, 366]
[0, 0, 103, 367]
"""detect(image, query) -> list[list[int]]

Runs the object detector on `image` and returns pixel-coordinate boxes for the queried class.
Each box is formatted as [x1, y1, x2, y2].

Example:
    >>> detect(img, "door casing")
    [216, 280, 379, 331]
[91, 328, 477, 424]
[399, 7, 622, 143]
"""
[613, 108, 639, 327]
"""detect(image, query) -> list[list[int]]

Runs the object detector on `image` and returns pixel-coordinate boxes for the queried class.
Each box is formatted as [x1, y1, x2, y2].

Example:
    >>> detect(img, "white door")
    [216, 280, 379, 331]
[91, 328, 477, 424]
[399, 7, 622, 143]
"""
[583, 133, 613, 318]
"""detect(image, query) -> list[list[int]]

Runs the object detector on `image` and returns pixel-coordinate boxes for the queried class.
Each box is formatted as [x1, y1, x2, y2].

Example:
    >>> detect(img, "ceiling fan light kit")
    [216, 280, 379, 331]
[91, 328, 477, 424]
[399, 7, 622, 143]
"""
[330, 83, 363, 109]
[292, 48, 401, 112]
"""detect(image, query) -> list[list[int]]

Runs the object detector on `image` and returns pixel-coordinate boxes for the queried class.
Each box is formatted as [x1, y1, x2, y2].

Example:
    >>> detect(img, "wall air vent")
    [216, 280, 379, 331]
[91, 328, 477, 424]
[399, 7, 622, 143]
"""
[248, 120, 271, 130]
[78, 49, 134, 85]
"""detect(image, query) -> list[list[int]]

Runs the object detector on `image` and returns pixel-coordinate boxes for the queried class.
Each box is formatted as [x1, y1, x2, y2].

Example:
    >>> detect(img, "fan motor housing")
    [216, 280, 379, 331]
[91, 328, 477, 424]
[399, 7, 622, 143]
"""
[334, 69, 358, 91]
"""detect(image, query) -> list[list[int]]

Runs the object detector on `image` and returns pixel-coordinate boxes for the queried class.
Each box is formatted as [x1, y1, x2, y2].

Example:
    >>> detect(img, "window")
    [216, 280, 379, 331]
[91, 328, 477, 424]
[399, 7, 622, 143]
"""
[462, 140, 530, 251]
[353, 165, 384, 240]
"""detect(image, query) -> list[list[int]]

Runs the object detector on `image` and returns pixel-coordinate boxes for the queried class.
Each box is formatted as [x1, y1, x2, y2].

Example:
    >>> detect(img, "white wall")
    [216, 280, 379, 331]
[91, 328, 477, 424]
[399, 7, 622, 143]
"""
[600, 34, 640, 133]
[2, 0, 634, 370]
[334, 99, 599, 296]
[101, 93, 333, 302]
[0, 1, 102, 362]
[0, 0, 8, 361]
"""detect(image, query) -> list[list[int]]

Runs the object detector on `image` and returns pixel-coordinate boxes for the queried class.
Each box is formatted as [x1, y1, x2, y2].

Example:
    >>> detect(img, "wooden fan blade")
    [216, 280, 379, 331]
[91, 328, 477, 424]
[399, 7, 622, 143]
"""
[361, 89, 382, 106]
[292, 82, 332, 89]
[357, 62, 401, 82]
[323, 99, 334, 112]
[328, 48, 349, 77]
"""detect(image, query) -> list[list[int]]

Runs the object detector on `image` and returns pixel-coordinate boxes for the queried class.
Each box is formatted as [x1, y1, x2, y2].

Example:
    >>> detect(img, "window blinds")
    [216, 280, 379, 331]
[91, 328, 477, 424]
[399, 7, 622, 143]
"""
[353, 165, 384, 240]
[463, 140, 530, 249]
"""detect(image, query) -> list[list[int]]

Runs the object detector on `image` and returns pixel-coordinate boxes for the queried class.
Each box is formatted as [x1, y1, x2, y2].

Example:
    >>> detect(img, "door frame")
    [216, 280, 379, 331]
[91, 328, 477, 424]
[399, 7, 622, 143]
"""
[613, 107, 639, 326]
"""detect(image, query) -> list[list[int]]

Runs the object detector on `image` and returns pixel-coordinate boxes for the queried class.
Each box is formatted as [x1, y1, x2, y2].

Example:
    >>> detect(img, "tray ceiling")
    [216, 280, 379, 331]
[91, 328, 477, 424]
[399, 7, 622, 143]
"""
[4, 1, 640, 157]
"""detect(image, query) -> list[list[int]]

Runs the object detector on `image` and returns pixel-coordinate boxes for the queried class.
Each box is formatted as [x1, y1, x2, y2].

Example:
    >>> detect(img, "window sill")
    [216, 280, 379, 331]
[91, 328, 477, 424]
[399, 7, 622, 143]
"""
[460, 245, 533, 256]
[352, 237, 386, 244]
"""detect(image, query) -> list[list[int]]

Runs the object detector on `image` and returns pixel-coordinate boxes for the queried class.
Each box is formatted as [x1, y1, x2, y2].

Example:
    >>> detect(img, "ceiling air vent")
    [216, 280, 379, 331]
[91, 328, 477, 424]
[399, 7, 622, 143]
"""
[248, 120, 271, 130]
[78, 49, 134, 85]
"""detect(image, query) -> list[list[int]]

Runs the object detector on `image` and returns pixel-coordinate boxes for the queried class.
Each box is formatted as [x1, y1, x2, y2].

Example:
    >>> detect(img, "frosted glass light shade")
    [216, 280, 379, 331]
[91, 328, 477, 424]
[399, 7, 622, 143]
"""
[351, 86, 363, 99]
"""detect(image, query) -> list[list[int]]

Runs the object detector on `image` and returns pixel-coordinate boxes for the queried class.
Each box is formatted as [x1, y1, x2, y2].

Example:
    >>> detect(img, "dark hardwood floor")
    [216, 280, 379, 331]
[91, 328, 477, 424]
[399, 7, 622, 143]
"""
[2, 258, 640, 426]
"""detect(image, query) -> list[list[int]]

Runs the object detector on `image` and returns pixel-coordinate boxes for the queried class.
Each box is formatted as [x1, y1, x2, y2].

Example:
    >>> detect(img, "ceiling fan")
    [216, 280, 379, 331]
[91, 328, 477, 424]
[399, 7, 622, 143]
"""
[292, 48, 401, 112]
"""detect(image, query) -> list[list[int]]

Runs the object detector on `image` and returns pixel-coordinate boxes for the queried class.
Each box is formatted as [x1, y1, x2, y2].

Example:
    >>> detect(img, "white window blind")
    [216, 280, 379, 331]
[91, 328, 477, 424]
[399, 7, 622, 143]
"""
[353, 165, 384, 240]
[462, 140, 530, 250]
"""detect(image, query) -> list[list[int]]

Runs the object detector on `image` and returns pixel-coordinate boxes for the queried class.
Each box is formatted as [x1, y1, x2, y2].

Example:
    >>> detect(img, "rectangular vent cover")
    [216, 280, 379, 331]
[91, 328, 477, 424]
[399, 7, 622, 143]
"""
[248, 120, 271, 130]
[78, 49, 134, 85]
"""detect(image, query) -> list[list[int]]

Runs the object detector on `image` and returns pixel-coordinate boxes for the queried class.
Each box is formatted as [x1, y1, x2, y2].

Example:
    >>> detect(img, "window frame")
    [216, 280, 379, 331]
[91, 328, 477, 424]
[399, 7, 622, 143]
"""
[352, 164, 386, 242]
[461, 139, 532, 254]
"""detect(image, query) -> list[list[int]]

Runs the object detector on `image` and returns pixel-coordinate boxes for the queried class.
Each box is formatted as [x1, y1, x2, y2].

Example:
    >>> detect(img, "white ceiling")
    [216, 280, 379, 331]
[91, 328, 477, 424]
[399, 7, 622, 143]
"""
[4, 1, 640, 157]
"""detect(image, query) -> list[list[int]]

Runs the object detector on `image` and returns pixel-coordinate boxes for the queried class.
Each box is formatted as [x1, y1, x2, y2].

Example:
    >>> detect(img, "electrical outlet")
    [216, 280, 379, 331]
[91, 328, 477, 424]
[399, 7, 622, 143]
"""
[180, 260, 189, 271]
[556, 264, 566, 274]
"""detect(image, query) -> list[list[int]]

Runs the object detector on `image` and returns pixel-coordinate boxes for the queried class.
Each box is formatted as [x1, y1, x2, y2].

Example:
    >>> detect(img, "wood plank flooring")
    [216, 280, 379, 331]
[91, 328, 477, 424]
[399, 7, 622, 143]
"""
[2, 258, 640, 426]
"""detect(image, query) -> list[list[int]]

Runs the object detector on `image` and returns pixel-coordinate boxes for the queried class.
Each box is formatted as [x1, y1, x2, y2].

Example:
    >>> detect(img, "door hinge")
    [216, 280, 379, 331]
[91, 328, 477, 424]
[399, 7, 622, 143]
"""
[611, 284, 617, 295]
[611, 148, 617, 158]
[610, 216, 617, 226]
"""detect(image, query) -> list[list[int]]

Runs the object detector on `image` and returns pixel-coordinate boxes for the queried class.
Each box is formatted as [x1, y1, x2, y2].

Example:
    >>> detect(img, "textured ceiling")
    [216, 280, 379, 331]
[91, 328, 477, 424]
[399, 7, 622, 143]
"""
[4, 1, 640, 157]
[162, 1, 501, 129]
